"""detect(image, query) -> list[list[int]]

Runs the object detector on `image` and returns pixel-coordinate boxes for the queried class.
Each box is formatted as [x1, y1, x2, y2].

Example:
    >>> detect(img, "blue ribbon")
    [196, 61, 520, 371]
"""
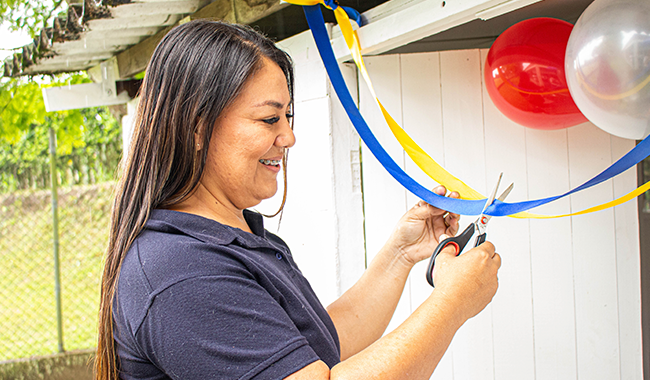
[321, 0, 362, 25]
[302, 5, 650, 216]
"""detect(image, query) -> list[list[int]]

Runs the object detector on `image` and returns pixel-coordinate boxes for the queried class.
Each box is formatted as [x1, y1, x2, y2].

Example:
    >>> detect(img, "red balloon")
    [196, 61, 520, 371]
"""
[485, 18, 588, 130]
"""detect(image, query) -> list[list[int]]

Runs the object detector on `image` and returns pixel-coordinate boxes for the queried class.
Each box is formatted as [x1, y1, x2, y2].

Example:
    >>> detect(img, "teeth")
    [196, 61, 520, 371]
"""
[259, 159, 281, 166]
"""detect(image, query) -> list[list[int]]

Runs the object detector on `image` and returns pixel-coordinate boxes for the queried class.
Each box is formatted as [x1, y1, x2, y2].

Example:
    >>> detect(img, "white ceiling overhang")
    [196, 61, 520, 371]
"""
[3, 0, 595, 81]
[2, 0, 288, 79]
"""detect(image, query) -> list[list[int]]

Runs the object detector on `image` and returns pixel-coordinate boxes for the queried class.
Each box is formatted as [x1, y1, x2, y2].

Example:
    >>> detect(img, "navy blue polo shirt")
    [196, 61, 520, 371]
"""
[113, 209, 340, 379]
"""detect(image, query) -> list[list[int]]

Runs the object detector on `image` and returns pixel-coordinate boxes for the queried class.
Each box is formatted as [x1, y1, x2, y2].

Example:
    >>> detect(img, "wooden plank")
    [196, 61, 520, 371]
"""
[86, 14, 183, 31]
[399, 52, 443, 310]
[439, 49, 492, 380]
[82, 27, 161, 39]
[41, 83, 131, 112]
[331, 0, 540, 62]
[358, 55, 411, 334]
[116, 25, 174, 78]
[360, 55, 408, 260]
[398, 51, 455, 380]
[525, 126, 577, 380]
[234, 0, 288, 24]
[479, 48, 535, 380]
[115, 0, 237, 79]
[439, 49, 487, 193]
[611, 136, 643, 380]
[109, 0, 208, 18]
[39, 52, 114, 64]
[568, 123, 620, 380]
[330, 62, 366, 295]
[24, 61, 107, 74]
[52, 37, 142, 52]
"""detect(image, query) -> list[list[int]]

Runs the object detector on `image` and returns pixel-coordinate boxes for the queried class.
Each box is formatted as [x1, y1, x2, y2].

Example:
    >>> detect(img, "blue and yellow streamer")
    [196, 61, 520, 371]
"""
[287, 1, 650, 217]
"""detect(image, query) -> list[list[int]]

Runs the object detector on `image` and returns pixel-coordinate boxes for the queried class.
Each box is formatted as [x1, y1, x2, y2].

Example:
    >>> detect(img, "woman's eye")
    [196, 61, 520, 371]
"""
[262, 117, 280, 124]
[286, 113, 294, 120]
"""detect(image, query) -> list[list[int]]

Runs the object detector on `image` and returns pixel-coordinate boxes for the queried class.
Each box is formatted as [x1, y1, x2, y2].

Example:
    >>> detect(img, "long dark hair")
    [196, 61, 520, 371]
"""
[95, 20, 294, 380]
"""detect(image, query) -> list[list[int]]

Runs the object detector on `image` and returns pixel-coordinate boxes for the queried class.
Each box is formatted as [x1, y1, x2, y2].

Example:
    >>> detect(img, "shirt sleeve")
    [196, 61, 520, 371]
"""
[134, 274, 320, 380]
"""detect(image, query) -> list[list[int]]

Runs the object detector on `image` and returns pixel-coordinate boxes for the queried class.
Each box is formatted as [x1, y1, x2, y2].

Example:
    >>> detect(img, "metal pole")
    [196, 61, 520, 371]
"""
[49, 127, 64, 353]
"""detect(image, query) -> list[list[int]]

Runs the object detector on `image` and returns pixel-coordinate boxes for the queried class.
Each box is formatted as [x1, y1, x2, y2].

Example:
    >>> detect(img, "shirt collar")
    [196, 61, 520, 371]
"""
[145, 209, 276, 250]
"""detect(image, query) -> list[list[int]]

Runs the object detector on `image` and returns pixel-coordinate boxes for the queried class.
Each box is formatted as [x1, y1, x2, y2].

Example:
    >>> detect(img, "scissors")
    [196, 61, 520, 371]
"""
[426, 173, 513, 287]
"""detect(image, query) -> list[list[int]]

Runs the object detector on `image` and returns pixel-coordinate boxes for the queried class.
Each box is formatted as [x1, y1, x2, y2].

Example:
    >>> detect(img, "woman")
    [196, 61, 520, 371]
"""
[96, 20, 501, 380]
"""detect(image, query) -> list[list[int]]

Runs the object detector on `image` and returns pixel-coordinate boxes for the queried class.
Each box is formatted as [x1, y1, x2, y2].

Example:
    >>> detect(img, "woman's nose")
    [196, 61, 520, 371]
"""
[276, 119, 296, 148]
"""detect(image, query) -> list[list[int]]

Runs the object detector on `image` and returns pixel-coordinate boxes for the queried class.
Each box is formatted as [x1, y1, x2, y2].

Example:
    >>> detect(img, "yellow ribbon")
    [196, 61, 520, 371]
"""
[289, 0, 648, 218]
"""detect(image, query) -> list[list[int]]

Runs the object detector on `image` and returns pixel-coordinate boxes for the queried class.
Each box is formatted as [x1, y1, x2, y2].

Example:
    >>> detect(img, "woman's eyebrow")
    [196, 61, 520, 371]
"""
[253, 100, 286, 109]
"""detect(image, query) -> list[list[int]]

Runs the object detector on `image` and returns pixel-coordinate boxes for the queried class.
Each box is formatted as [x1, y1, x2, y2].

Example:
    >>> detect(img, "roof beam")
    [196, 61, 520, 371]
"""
[109, 0, 207, 17]
[115, 0, 288, 79]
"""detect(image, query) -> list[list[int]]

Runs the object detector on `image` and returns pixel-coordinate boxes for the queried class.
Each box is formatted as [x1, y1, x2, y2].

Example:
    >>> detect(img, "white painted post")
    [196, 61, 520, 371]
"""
[121, 98, 139, 157]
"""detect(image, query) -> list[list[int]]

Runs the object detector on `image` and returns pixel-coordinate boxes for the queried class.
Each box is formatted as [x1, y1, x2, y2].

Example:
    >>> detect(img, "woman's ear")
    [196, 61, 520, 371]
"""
[194, 120, 205, 151]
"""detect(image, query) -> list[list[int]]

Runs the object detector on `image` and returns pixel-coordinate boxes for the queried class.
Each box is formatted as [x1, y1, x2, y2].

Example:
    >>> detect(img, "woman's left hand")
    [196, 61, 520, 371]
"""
[388, 186, 460, 267]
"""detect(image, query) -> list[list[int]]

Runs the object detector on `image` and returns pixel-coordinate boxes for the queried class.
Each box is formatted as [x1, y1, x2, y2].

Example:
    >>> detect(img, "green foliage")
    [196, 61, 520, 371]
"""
[0, 0, 65, 36]
[0, 73, 123, 193]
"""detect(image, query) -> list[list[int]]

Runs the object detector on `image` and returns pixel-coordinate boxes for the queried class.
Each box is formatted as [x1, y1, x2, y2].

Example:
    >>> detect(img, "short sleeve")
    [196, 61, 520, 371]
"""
[134, 275, 320, 380]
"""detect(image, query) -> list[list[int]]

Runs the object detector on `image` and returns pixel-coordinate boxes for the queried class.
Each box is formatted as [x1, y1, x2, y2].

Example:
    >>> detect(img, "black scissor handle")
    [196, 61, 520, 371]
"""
[426, 223, 475, 287]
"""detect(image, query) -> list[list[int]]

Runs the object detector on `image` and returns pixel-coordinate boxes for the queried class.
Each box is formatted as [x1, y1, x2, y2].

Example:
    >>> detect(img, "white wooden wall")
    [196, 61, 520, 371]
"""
[359, 50, 643, 380]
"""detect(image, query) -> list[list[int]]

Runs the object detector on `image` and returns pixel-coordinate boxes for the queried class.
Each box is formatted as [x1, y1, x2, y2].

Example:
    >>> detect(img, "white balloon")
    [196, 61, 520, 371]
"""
[565, 0, 650, 140]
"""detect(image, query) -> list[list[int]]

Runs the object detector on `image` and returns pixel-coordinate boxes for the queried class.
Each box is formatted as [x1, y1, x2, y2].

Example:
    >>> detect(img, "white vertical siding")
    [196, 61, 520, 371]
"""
[479, 48, 536, 380]
[568, 124, 621, 379]
[612, 135, 643, 380]
[358, 49, 641, 380]
[358, 54, 412, 334]
[526, 126, 578, 380]
[439, 49, 495, 380]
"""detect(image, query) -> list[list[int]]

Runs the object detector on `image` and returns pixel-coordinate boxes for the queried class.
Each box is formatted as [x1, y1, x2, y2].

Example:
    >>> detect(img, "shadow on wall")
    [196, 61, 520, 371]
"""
[0, 349, 94, 380]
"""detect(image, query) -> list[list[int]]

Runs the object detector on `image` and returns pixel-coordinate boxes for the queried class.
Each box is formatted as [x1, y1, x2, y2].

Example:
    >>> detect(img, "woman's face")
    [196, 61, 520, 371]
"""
[202, 57, 295, 210]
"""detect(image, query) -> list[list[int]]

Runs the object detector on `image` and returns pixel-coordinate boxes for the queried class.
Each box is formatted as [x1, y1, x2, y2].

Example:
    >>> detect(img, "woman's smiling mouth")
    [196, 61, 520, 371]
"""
[259, 159, 281, 167]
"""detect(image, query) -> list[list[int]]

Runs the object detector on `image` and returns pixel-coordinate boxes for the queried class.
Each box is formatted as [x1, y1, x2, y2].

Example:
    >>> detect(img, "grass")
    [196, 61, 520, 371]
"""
[0, 182, 114, 361]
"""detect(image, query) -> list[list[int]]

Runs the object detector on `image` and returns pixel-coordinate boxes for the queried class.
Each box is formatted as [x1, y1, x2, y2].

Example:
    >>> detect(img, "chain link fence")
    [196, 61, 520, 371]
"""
[0, 182, 114, 361]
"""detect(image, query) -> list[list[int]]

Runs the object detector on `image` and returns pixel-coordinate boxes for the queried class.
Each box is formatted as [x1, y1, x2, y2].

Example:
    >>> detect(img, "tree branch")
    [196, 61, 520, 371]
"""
[43, 0, 65, 29]
[0, 95, 15, 117]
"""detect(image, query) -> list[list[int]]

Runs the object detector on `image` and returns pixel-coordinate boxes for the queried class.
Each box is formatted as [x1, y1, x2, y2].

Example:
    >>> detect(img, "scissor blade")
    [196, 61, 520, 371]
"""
[477, 181, 514, 231]
[497, 183, 514, 202]
[479, 173, 502, 216]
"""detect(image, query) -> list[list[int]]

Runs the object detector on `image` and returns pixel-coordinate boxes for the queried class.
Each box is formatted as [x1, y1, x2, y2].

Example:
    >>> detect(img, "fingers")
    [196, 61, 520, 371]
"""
[433, 241, 458, 266]
[414, 187, 461, 222]
[412, 200, 446, 220]
[432, 240, 501, 320]
[493, 252, 502, 268]
[477, 240, 495, 255]
[443, 213, 459, 234]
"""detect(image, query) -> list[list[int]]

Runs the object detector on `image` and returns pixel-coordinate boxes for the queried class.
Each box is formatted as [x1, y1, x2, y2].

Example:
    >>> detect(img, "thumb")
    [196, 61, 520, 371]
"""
[434, 237, 459, 265]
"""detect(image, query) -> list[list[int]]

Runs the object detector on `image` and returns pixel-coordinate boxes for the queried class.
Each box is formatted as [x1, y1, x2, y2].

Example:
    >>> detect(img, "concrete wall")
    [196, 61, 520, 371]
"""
[0, 350, 94, 380]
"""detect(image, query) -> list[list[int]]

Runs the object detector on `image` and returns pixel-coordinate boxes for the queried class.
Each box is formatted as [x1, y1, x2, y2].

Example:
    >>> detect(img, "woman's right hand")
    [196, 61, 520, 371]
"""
[432, 239, 501, 321]
[287, 240, 502, 380]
